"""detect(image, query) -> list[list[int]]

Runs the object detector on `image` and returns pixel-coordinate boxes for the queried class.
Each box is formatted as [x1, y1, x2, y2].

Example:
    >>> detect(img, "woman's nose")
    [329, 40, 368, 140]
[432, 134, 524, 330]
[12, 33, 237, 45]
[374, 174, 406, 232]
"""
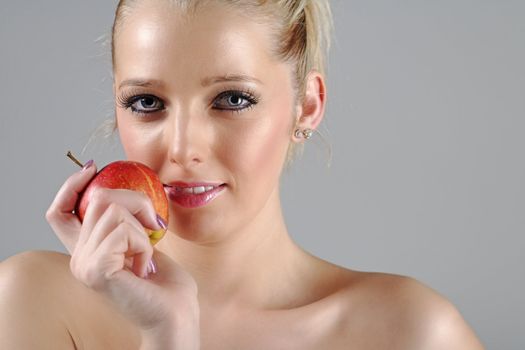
[166, 112, 207, 168]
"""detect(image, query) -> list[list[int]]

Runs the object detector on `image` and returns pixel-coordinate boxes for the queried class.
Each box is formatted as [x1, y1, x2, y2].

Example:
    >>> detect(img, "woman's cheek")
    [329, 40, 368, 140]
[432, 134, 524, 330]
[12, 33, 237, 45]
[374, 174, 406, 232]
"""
[226, 113, 291, 185]
[117, 115, 161, 163]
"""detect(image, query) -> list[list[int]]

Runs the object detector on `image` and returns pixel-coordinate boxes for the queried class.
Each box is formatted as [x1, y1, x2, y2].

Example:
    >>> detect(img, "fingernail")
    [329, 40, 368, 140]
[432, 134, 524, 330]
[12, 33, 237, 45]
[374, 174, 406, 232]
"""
[82, 159, 94, 171]
[147, 258, 157, 275]
[156, 214, 167, 230]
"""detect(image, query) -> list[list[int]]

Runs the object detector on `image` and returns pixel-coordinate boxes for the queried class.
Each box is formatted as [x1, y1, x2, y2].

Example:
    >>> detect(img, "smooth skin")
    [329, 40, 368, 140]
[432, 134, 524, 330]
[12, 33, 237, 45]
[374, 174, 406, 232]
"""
[0, 2, 484, 349]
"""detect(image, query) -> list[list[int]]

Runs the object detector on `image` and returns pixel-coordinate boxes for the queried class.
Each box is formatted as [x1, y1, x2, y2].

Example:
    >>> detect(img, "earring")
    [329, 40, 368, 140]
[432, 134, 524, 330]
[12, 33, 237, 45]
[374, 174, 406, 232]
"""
[294, 128, 313, 140]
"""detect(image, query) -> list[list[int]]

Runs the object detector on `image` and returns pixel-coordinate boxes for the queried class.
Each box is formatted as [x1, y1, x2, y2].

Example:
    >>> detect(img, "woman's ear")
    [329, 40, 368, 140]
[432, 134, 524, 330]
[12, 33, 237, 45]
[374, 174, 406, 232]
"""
[292, 70, 327, 142]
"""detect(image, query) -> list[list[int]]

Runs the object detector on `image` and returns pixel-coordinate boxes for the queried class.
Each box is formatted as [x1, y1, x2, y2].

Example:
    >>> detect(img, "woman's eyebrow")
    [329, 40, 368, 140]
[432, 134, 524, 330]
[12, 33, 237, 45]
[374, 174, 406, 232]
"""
[201, 74, 262, 87]
[118, 74, 262, 90]
[118, 78, 165, 90]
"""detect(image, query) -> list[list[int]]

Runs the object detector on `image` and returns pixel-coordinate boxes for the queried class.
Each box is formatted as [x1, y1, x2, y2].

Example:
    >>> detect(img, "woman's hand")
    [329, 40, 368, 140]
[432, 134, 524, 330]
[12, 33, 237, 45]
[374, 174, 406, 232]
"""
[45, 161, 200, 349]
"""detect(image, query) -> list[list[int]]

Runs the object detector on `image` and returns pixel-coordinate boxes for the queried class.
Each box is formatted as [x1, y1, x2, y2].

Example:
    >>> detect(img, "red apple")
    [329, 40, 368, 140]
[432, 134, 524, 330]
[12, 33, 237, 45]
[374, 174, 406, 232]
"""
[76, 160, 169, 245]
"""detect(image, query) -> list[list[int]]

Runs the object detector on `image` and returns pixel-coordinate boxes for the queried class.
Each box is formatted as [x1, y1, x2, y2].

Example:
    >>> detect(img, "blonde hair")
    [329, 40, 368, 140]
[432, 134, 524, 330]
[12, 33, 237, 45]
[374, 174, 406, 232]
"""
[92, 0, 333, 166]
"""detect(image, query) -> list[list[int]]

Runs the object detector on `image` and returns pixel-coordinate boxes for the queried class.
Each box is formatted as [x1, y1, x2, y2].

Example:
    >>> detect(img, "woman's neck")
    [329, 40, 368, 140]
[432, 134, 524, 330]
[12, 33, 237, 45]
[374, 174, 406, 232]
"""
[155, 189, 311, 310]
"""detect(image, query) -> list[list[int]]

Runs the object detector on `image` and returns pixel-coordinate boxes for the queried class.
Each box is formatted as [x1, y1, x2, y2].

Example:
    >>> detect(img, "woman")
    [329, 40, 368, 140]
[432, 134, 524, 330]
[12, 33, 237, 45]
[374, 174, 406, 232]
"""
[0, 0, 484, 349]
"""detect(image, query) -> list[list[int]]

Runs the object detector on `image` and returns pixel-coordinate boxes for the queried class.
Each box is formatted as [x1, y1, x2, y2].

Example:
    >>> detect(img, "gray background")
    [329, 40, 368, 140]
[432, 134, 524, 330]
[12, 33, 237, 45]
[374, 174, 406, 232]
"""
[1, 1, 523, 348]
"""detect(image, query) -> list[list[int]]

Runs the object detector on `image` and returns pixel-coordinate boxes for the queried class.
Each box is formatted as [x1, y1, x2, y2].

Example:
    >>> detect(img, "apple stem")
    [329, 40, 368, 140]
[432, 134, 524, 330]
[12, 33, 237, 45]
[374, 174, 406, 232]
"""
[67, 151, 84, 168]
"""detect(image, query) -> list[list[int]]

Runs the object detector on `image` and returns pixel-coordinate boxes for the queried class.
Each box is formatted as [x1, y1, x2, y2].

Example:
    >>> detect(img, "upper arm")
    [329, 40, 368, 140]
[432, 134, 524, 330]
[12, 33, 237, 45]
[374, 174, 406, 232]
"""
[0, 250, 77, 350]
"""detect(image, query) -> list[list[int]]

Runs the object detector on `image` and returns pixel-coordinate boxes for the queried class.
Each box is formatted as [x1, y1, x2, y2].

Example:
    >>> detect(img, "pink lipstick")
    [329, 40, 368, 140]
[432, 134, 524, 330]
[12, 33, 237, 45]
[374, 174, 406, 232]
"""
[163, 182, 225, 208]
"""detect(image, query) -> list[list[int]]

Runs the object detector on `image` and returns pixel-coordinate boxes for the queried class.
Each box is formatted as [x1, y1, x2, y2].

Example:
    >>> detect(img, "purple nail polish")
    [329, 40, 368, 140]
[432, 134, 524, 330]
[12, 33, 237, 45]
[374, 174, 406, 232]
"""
[156, 214, 167, 230]
[82, 159, 94, 171]
[148, 259, 157, 274]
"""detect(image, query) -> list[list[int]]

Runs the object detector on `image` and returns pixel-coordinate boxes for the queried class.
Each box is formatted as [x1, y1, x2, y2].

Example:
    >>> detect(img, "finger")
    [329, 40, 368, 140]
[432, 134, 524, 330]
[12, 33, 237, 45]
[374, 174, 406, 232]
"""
[93, 221, 153, 286]
[77, 189, 158, 248]
[73, 221, 151, 291]
[46, 161, 97, 219]
[81, 202, 148, 255]
[45, 161, 98, 252]
[78, 188, 162, 247]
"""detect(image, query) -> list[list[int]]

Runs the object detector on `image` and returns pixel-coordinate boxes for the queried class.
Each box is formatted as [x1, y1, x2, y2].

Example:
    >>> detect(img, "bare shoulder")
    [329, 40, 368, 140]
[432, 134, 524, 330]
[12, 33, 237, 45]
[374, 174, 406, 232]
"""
[0, 250, 77, 349]
[0, 250, 74, 299]
[0, 250, 140, 349]
[0, 250, 88, 319]
[1, 249, 70, 275]
[331, 269, 485, 349]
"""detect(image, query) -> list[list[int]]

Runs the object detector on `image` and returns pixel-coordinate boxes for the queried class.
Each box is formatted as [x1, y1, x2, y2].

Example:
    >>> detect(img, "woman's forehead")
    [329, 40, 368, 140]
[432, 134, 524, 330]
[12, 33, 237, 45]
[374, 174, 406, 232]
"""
[113, 2, 282, 84]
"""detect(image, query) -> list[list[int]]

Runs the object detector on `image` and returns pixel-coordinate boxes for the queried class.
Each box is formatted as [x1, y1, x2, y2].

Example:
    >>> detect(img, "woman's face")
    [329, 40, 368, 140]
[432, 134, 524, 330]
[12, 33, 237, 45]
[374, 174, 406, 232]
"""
[113, 1, 298, 242]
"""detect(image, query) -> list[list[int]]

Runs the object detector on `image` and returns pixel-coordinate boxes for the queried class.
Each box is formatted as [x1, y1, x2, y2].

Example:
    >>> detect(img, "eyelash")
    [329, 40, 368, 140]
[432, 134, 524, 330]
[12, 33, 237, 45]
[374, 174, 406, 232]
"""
[116, 89, 260, 116]
[213, 89, 259, 113]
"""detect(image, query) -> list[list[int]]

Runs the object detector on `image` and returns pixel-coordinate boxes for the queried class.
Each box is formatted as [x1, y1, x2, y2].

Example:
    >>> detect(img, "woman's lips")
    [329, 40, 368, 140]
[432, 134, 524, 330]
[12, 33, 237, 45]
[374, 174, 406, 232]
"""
[163, 183, 225, 208]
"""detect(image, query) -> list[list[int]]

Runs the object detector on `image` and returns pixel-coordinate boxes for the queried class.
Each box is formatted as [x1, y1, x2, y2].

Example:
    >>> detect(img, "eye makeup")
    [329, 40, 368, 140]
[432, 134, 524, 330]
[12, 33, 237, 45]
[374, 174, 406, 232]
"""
[116, 89, 166, 116]
[211, 88, 260, 112]
[117, 86, 261, 116]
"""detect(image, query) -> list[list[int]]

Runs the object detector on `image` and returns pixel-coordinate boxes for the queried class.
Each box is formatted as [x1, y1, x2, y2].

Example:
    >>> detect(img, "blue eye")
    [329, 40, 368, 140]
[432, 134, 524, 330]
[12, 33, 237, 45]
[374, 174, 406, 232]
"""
[213, 90, 259, 111]
[117, 94, 164, 115]
[117, 90, 259, 116]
